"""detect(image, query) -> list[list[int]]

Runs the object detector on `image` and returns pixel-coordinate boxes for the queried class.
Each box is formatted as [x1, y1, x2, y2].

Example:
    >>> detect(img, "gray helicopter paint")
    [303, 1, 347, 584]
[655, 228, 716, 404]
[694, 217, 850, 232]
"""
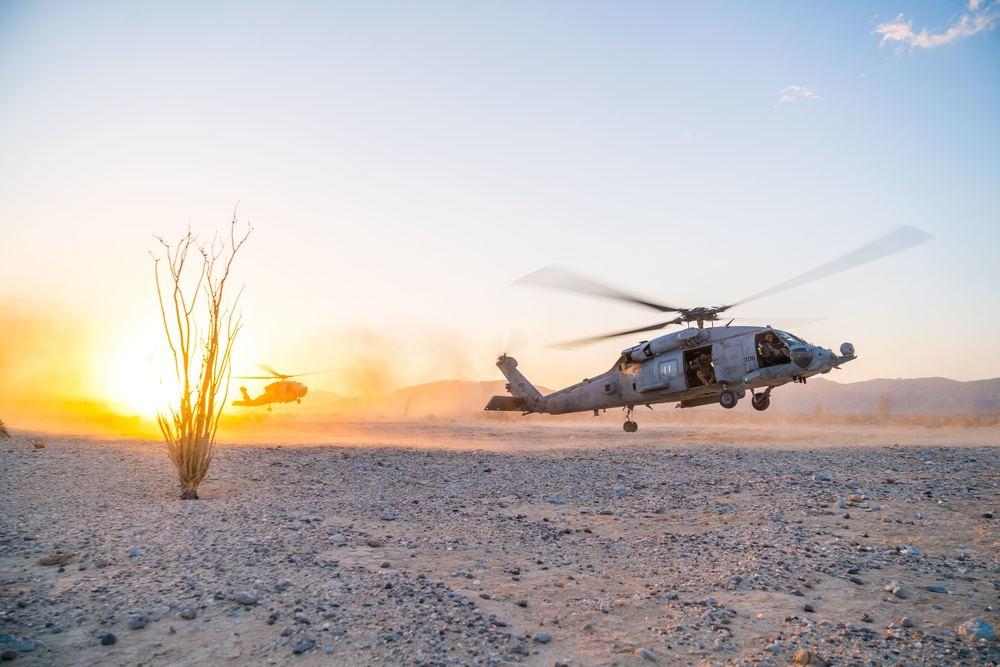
[485, 324, 857, 416]
[489, 227, 928, 428]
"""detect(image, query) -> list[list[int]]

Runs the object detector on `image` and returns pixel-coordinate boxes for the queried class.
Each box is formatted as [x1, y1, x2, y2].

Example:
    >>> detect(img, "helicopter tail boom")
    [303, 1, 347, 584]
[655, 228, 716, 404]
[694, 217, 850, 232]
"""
[232, 386, 255, 407]
[484, 354, 545, 413]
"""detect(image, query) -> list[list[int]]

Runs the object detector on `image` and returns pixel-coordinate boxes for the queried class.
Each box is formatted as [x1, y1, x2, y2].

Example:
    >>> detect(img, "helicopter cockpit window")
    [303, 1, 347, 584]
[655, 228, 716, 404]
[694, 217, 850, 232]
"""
[756, 331, 791, 368]
[777, 331, 809, 346]
[658, 359, 679, 379]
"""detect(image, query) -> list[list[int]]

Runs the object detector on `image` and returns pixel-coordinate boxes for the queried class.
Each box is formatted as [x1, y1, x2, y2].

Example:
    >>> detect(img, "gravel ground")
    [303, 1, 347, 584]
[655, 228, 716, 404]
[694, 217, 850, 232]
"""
[1, 422, 998, 666]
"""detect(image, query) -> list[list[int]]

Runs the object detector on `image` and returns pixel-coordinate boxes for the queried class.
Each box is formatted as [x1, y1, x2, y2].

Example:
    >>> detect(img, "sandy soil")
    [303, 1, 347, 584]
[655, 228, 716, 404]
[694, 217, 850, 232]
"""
[1, 421, 998, 666]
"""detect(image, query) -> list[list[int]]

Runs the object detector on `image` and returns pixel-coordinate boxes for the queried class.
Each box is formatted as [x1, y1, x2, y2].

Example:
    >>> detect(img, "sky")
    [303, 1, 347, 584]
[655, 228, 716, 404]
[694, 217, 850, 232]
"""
[1, 1, 999, 424]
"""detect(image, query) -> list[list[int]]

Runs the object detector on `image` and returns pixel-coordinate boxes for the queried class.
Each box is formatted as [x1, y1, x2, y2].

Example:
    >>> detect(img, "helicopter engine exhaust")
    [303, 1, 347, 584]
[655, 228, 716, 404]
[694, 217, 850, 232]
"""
[623, 328, 707, 362]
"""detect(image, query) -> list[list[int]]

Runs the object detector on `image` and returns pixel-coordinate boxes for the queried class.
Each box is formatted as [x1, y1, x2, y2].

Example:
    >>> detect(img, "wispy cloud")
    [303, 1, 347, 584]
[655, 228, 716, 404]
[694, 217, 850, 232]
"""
[875, 1, 1000, 50]
[777, 85, 821, 106]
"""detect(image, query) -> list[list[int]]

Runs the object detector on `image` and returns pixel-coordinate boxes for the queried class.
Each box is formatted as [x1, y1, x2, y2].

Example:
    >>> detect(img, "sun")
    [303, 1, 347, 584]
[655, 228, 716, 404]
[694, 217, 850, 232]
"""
[96, 319, 178, 419]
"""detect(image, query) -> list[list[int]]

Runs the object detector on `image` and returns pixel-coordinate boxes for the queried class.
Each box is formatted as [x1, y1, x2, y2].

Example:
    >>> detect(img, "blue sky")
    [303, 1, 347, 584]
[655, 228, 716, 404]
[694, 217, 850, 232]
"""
[1, 1, 998, 410]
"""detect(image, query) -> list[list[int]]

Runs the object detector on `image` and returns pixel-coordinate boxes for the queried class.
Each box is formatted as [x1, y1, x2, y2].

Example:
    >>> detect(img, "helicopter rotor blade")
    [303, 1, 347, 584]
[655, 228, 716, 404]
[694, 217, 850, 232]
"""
[241, 365, 342, 380]
[727, 316, 827, 329]
[288, 368, 343, 378]
[731, 225, 932, 308]
[549, 318, 683, 350]
[514, 266, 682, 314]
[255, 364, 287, 378]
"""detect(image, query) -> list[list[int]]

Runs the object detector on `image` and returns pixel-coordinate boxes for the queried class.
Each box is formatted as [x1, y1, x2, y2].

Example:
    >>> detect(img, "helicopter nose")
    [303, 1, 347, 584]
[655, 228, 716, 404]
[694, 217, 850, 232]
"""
[806, 345, 843, 372]
[790, 347, 814, 369]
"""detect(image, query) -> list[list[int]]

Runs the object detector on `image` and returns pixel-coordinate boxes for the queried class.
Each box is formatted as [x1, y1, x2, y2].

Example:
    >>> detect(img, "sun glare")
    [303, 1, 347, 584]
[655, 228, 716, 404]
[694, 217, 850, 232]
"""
[97, 320, 179, 419]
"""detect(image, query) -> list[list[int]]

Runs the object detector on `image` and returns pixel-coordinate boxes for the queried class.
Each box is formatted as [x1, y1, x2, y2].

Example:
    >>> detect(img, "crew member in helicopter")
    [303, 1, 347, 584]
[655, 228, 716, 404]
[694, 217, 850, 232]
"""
[689, 353, 715, 387]
[758, 332, 788, 365]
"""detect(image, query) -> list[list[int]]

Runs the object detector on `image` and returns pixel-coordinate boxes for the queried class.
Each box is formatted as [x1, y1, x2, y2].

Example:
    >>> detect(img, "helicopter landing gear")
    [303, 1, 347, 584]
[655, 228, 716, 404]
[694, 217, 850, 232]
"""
[751, 388, 772, 412]
[267, 405, 273, 411]
[296, 398, 301, 404]
[719, 389, 739, 409]
[623, 405, 638, 432]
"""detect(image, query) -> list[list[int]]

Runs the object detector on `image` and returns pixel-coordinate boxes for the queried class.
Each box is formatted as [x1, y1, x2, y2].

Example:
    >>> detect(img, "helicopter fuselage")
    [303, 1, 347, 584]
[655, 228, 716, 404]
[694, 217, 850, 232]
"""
[232, 380, 308, 409]
[485, 325, 856, 429]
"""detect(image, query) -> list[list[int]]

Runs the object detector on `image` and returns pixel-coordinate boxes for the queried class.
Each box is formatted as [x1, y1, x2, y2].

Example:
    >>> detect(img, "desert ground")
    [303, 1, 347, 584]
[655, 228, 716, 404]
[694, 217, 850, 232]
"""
[1, 420, 998, 666]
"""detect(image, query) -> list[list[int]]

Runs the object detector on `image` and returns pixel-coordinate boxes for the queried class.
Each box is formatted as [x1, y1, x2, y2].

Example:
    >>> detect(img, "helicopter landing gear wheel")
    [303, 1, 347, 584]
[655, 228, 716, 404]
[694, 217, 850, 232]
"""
[719, 389, 738, 409]
[751, 394, 770, 411]
[296, 398, 301, 404]
[622, 405, 637, 433]
[267, 405, 273, 412]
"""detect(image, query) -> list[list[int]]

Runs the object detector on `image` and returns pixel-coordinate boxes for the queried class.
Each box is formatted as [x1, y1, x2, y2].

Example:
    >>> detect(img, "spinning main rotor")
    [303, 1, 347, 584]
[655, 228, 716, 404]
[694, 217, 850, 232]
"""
[233, 365, 339, 381]
[516, 225, 931, 349]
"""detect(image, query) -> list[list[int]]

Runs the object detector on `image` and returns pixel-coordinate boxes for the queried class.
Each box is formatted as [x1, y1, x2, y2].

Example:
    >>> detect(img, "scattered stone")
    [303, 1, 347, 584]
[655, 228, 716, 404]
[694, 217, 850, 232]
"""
[0, 650, 16, 661]
[38, 553, 72, 566]
[292, 639, 315, 654]
[958, 619, 995, 642]
[4, 432, 998, 666]
[380, 513, 395, 521]
[231, 591, 261, 605]
[100, 633, 117, 646]
[884, 580, 909, 599]
[128, 616, 148, 629]
[0, 639, 32, 654]
[925, 585, 947, 594]
[792, 649, 828, 666]
[366, 538, 383, 548]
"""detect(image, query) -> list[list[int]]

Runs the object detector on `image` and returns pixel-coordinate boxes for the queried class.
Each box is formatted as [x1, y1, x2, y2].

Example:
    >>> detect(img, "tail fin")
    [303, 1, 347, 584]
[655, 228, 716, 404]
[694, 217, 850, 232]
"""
[232, 386, 253, 407]
[484, 354, 545, 413]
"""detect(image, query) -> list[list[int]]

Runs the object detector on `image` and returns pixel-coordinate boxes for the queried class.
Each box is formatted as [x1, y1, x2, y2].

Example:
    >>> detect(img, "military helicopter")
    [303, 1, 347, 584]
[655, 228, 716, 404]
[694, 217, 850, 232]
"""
[485, 226, 930, 432]
[231, 365, 335, 410]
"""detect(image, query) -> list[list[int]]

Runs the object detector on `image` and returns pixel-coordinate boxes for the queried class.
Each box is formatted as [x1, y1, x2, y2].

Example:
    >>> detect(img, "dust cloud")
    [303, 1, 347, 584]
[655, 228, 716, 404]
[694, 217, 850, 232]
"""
[0, 302, 126, 434]
[282, 326, 480, 397]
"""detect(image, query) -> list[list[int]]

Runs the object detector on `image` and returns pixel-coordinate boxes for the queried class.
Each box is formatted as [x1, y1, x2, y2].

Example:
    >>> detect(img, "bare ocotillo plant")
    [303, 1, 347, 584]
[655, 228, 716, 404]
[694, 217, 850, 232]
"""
[151, 212, 252, 499]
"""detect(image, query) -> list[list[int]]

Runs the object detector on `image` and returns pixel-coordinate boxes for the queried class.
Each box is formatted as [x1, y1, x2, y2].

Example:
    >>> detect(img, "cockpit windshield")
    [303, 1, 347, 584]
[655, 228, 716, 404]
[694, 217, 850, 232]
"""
[776, 330, 809, 346]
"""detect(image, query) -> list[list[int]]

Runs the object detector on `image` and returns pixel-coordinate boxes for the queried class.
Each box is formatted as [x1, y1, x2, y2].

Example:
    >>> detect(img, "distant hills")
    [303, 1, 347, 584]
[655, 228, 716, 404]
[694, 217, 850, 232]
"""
[297, 376, 1000, 421]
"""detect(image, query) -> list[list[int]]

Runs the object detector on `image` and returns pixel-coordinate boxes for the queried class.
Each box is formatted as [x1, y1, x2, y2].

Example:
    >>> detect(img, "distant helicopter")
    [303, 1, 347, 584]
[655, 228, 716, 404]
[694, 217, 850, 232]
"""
[485, 226, 931, 432]
[232, 365, 335, 410]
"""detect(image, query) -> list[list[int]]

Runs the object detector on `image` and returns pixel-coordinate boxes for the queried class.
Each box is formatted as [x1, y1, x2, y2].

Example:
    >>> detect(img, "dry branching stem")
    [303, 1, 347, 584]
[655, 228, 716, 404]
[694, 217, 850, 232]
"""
[151, 210, 252, 499]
